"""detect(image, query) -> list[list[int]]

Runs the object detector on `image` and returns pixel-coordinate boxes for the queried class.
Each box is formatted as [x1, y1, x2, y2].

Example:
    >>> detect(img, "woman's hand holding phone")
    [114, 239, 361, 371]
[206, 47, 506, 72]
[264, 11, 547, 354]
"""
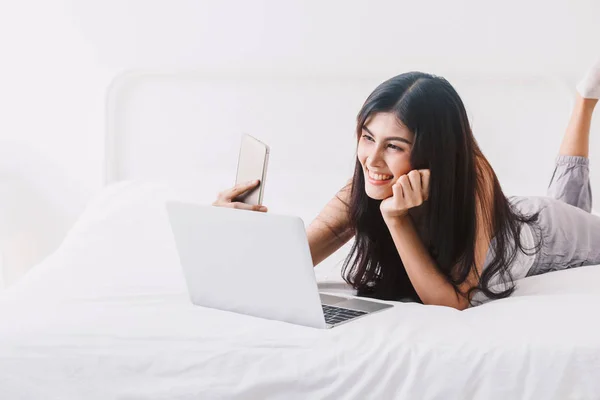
[212, 180, 269, 212]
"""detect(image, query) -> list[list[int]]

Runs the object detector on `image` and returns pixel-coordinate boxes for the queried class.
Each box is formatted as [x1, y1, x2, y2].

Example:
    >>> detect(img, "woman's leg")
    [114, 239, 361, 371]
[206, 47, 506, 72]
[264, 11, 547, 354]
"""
[560, 56, 600, 156]
[527, 60, 600, 276]
[546, 60, 599, 212]
[558, 95, 597, 158]
[547, 97, 597, 212]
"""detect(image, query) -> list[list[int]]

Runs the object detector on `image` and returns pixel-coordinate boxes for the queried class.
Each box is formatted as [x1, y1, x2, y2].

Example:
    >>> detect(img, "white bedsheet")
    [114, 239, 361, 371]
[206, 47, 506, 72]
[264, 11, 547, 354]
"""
[1, 182, 600, 399]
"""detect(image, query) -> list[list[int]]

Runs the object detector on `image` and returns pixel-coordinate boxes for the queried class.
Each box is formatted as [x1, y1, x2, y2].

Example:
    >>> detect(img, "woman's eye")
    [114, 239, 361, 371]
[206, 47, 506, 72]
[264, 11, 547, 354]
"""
[362, 134, 375, 142]
[387, 144, 403, 151]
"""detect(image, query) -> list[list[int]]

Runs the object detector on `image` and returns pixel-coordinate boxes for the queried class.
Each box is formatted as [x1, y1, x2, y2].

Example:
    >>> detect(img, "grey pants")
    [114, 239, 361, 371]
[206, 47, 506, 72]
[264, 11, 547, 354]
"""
[510, 155, 600, 276]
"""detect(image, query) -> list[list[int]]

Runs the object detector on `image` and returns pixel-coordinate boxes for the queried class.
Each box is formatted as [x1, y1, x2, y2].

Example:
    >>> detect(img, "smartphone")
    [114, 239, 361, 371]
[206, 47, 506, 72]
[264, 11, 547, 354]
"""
[234, 134, 270, 206]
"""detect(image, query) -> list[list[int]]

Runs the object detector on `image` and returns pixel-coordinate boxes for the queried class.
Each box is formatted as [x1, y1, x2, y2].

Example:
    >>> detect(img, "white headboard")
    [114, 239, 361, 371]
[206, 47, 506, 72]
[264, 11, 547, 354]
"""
[105, 70, 577, 227]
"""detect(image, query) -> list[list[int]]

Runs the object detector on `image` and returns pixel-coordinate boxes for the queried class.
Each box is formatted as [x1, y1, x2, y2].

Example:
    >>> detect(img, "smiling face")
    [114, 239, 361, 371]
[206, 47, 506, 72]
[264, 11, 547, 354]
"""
[357, 112, 415, 200]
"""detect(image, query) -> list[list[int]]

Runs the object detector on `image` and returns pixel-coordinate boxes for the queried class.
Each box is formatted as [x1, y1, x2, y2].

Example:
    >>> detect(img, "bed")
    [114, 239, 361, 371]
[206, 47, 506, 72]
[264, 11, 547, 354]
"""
[1, 70, 599, 399]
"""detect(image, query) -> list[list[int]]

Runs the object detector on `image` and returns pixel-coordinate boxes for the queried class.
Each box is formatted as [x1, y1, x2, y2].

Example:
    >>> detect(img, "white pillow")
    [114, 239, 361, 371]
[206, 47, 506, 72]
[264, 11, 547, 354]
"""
[512, 263, 600, 297]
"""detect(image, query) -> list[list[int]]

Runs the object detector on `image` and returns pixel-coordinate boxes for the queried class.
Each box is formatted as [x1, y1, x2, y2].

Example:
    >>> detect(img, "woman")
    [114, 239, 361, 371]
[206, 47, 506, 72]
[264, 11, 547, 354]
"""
[213, 59, 600, 310]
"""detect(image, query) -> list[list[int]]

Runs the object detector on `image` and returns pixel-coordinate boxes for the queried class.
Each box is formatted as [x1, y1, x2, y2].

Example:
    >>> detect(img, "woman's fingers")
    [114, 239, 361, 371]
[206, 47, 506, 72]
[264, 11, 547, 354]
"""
[392, 179, 404, 200]
[383, 170, 430, 218]
[407, 170, 423, 202]
[398, 175, 415, 205]
[227, 202, 268, 212]
[395, 170, 428, 206]
[212, 180, 268, 212]
[221, 180, 260, 201]
[397, 174, 417, 205]
[418, 169, 431, 200]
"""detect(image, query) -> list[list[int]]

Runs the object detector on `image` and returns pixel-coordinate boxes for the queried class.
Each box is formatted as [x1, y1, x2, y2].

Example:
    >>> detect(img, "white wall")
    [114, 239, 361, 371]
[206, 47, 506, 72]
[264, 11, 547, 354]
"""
[0, 0, 599, 287]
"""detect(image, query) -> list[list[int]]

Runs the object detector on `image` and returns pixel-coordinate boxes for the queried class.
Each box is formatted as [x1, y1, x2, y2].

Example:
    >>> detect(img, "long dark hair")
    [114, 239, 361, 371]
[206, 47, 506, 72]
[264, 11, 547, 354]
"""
[341, 72, 540, 305]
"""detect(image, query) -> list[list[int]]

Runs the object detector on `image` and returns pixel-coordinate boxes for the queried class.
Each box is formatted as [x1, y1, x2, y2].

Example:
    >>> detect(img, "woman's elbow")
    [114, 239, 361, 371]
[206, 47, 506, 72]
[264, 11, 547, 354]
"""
[424, 295, 469, 310]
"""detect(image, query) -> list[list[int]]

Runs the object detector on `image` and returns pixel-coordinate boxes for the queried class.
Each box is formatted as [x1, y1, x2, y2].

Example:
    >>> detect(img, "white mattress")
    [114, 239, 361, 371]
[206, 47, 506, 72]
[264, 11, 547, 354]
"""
[1, 182, 600, 399]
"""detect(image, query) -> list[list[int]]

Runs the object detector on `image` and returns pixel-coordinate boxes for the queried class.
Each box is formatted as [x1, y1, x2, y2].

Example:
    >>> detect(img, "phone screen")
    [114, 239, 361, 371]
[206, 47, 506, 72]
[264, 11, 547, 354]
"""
[234, 134, 270, 205]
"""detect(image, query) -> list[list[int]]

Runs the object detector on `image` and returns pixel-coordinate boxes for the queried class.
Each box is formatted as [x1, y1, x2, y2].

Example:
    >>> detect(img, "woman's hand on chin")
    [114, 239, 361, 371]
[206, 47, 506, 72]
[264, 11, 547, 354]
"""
[380, 169, 430, 221]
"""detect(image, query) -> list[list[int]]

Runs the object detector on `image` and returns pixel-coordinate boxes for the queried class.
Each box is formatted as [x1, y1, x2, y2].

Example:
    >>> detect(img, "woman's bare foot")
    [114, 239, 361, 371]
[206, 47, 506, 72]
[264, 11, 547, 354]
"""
[577, 58, 600, 100]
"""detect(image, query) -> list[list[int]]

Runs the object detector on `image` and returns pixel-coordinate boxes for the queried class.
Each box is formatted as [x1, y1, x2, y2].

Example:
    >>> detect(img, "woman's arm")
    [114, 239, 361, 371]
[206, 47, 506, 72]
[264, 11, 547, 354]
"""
[306, 180, 354, 266]
[384, 215, 484, 310]
[381, 169, 489, 310]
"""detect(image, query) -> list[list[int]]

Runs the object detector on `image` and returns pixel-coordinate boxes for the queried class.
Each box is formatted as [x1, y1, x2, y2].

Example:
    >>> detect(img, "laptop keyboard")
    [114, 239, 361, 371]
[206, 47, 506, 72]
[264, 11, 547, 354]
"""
[322, 304, 367, 325]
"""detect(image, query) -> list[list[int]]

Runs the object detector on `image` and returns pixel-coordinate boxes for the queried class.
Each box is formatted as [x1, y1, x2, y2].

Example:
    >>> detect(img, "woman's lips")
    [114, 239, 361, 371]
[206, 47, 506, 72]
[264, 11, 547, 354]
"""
[367, 176, 392, 186]
[366, 169, 393, 186]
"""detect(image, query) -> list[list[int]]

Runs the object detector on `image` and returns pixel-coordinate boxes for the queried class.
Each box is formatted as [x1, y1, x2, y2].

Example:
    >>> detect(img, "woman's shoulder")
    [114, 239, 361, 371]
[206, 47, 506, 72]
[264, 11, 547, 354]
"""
[506, 195, 554, 214]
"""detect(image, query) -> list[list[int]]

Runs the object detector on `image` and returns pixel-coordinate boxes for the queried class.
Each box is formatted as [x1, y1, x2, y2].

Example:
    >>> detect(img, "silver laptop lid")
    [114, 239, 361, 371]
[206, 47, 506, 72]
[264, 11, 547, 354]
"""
[166, 202, 326, 329]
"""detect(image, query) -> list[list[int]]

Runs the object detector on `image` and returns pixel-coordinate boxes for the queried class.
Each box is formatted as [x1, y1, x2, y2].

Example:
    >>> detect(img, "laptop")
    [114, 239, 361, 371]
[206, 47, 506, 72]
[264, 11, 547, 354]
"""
[166, 201, 393, 329]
